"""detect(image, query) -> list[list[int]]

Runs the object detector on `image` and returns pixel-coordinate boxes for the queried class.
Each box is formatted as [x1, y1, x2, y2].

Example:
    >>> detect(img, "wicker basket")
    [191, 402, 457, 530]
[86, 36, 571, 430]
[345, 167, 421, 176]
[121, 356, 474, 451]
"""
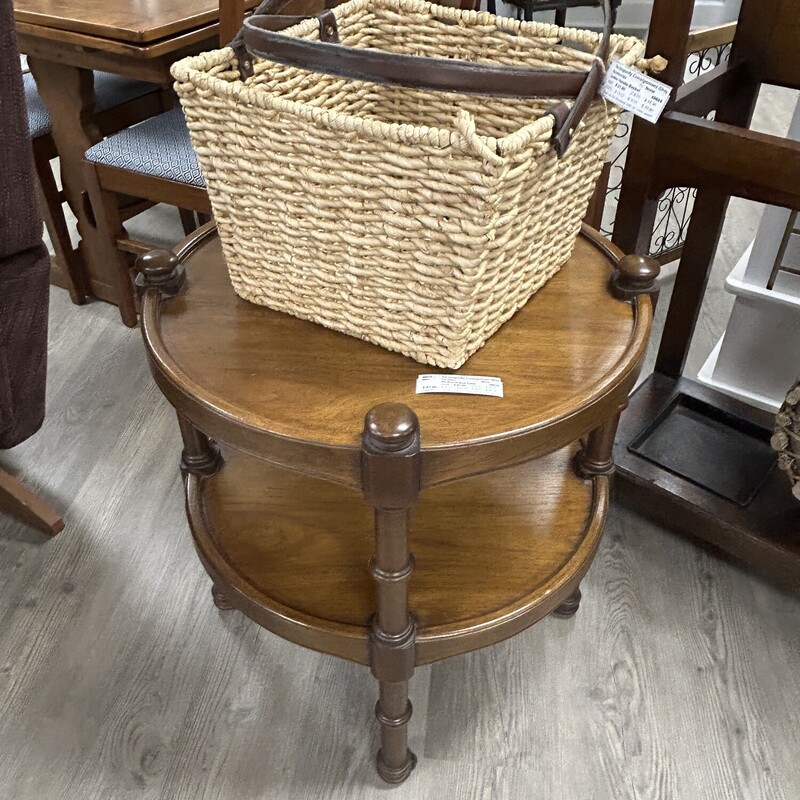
[773, 378, 800, 502]
[172, 0, 656, 368]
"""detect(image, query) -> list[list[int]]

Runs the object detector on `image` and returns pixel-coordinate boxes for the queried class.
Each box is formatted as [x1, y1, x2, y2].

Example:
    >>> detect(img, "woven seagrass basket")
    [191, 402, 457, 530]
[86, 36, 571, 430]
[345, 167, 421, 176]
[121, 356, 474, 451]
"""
[172, 0, 658, 368]
[773, 378, 800, 502]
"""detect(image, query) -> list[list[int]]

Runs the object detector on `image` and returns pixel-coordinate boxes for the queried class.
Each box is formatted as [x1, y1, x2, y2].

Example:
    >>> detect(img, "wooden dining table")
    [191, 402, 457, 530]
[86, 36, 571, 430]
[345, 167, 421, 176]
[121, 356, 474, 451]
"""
[13, 0, 257, 306]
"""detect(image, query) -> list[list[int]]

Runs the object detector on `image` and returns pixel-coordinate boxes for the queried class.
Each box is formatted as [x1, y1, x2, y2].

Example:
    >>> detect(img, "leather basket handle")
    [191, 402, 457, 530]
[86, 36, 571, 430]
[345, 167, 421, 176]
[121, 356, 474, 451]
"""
[234, 0, 613, 156]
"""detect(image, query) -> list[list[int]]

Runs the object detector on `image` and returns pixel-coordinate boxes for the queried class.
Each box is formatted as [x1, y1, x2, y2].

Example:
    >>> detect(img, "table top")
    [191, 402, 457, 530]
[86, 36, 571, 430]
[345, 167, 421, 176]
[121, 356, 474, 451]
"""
[14, 0, 256, 44]
[142, 225, 652, 488]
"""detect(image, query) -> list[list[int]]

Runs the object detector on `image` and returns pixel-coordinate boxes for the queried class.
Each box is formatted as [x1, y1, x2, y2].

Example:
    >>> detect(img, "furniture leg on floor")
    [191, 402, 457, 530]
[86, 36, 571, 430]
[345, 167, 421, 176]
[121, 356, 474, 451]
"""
[553, 586, 582, 618]
[0, 466, 64, 536]
[211, 583, 235, 611]
[363, 403, 420, 783]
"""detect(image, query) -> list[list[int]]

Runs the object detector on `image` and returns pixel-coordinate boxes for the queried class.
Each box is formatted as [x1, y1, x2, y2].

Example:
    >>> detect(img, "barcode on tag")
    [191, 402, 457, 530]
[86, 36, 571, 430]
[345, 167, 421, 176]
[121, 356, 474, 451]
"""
[600, 60, 671, 124]
[416, 374, 504, 398]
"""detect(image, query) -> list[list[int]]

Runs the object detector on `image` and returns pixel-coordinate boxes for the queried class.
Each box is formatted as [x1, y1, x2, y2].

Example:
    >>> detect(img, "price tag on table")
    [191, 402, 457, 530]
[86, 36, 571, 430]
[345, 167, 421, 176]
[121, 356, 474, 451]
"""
[600, 60, 671, 124]
[416, 374, 504, 398]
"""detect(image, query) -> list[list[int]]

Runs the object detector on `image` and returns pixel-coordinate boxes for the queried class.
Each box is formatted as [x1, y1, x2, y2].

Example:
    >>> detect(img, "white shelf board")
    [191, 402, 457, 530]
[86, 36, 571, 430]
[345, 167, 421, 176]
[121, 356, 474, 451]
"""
[697, 335, 783, 413]
[726, 242, 800, 310]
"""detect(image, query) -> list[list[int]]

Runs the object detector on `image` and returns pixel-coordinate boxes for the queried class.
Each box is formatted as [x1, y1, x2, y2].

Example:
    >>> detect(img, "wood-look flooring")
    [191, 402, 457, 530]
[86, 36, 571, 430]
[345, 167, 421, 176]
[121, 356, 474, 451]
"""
[1, 84, 799, 800]
[2, 256, 799, 799]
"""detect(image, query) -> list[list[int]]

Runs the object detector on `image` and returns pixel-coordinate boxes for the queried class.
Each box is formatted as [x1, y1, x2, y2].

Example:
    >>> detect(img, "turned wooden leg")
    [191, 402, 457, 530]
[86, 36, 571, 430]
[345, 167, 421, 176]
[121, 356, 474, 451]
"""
[211, 583, 234, 610]
[575, 411, 621, 480]
[553, 586, 582, 618]
[176, 412, 222, 478]
[362, 403, 420, 784]
[557, 409, 625, 619]
[174, 412, 229, 610]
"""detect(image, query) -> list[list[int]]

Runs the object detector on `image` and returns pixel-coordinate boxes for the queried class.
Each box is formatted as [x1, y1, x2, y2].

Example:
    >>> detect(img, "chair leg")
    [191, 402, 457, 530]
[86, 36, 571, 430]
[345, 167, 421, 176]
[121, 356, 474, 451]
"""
[0, 465, 64, 536]
[81, 161, 138, 327]
[178, 208, 198, 236]
[32, 138, 86, 305]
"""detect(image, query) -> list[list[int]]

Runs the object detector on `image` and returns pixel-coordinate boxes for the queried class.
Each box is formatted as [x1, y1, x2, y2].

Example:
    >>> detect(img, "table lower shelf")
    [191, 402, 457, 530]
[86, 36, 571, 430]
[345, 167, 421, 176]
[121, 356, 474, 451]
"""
[186, 443, 607, 665]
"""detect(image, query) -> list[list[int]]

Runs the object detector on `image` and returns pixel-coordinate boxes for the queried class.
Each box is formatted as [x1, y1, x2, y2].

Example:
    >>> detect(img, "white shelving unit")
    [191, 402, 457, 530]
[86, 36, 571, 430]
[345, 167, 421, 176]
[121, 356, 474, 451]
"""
[698, 98, 800, 413]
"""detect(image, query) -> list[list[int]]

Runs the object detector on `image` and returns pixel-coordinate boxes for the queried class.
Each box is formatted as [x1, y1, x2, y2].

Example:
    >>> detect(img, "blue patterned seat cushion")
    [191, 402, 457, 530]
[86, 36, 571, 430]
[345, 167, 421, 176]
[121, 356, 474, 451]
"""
[24, 71, 158, 139]
[84, 106, 204, 188]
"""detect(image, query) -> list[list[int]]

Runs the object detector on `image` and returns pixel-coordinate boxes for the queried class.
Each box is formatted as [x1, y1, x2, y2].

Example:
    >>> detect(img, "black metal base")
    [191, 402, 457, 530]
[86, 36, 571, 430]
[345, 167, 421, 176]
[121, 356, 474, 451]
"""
[615, 373, 800, 592]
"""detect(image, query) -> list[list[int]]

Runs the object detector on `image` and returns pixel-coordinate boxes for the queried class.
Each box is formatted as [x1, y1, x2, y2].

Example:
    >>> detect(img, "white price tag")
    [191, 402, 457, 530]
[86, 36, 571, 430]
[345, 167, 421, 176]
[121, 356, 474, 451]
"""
[600, 60, 671, 124]
[416, 374, 504, 398]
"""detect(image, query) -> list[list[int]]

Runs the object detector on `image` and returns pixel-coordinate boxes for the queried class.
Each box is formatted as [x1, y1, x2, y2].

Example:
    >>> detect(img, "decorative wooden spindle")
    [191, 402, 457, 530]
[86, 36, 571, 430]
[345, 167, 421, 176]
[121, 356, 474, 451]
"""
[609, 253, 661, 302]
[361, 403, 420, 785]
[575, 411, 622, 480]
[211, 583, 235, 611]
[552, 586, 582, 618]
[176, 413, 222, 478]
[134, 248, 186, 297]
[176, 412, 227, 610]
[557, 404, 627, 619]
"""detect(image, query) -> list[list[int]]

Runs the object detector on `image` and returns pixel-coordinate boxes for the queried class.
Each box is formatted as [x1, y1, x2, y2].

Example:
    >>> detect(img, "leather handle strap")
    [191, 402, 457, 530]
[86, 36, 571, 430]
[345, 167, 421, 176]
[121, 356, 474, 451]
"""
[237, 0, 613, 156]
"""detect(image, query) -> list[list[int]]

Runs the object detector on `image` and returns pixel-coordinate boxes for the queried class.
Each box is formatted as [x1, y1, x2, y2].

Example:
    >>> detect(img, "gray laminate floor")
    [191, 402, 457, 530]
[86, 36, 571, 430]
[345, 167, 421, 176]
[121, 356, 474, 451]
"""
[2, 87, 799, 799]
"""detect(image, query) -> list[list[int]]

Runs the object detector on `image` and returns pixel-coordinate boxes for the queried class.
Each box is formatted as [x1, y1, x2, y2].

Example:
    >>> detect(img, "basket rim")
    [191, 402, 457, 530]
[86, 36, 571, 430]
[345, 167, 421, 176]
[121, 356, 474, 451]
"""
[172, 0, 649, 160]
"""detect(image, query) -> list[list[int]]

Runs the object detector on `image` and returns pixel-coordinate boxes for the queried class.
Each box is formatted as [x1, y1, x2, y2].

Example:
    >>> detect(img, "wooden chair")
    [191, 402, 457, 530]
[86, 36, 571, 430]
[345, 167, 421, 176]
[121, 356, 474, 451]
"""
[82, 0, 325, 327]
[25, 69, 167, 305]
[611, 0, 800, 588]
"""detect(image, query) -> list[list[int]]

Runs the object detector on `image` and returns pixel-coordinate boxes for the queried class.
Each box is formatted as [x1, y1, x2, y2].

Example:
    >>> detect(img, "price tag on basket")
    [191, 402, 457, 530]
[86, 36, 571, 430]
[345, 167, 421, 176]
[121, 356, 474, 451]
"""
[416, 375, 504, 398]
[600, 60, 672, 124]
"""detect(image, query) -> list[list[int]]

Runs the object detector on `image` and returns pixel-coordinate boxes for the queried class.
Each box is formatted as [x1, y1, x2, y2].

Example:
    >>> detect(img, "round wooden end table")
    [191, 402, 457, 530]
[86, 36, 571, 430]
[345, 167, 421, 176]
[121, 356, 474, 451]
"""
[136, 224, 658, 785]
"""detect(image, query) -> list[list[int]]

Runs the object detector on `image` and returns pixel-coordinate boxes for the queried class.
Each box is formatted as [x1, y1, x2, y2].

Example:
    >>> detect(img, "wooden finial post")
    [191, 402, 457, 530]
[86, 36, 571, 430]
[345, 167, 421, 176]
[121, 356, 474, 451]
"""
[134, 249, 186, 297]
[362, 403, 420, 784]
[609, 254, 661, 302]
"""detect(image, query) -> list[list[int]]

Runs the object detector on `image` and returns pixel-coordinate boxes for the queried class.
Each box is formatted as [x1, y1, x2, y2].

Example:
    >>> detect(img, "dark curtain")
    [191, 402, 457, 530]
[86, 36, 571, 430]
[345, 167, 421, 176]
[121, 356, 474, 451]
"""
[0, 0, 50, 448]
